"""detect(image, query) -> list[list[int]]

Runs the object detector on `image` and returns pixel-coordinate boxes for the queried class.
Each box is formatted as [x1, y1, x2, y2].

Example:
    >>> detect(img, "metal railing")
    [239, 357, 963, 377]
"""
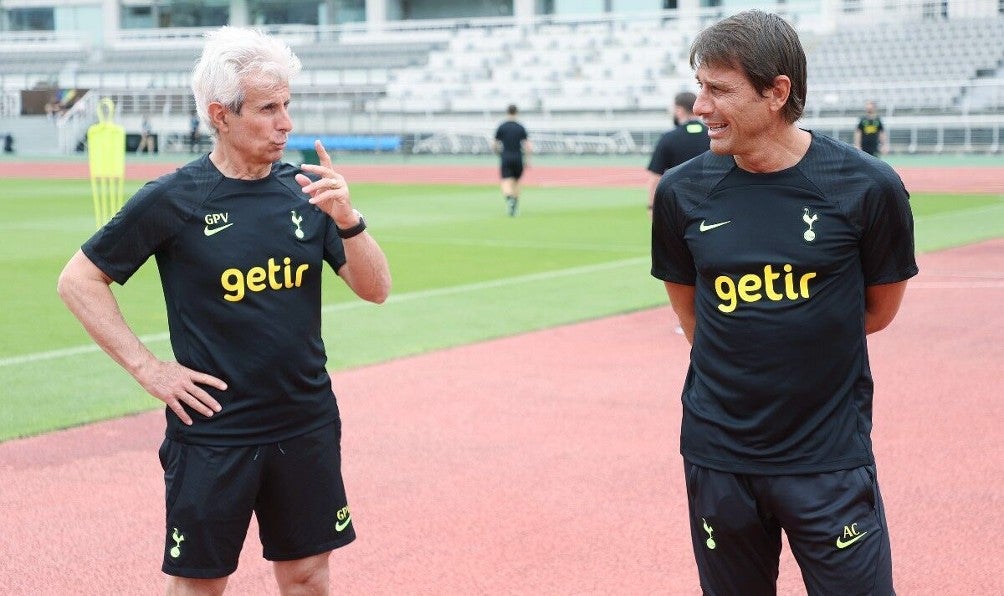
[22, 85, 1003, 155]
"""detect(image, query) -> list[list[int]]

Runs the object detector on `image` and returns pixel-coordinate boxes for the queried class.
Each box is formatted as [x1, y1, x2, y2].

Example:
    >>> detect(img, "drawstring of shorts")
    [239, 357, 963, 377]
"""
[252, 443, 286, 461]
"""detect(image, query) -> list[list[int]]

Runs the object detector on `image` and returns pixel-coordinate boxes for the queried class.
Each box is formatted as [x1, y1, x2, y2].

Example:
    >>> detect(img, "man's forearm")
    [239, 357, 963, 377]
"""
[340, 233, 391, 304]
[648, 173, 662, 210]
[864, 281, 908, 334]
[57, 258, 158, 377]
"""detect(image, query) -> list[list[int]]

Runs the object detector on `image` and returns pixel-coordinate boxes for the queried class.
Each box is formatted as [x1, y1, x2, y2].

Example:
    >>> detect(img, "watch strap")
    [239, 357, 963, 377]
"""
[336, 209, 366, 239]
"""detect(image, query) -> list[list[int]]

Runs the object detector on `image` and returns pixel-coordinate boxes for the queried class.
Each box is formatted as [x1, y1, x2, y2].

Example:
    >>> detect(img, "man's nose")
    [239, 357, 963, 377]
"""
[277, 106, 293, 132]
[693, 90, 712, 117]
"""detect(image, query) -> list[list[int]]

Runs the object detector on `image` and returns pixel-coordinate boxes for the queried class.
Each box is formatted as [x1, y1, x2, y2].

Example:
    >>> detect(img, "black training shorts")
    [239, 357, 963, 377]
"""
[159, 421, 355, 578]
[500, 155, 524, 180]
[684, 462, 894, 595]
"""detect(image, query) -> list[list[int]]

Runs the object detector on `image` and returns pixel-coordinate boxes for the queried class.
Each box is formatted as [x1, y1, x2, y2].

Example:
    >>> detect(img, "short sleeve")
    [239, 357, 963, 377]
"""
[81, 178, 193, 285]
[323, 217, 348, 273]
[647, 133, 670, 175]
[651, 176, 696, 285]
[858, 169, 919, 286]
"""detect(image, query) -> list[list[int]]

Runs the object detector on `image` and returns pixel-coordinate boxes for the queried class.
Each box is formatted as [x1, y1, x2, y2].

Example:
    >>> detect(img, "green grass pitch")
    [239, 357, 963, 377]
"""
[0, 177, 1001, 441]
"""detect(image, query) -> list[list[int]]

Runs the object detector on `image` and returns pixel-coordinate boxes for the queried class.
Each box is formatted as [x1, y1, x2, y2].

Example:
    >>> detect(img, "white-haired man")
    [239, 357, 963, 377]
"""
[58, 26, 391, 594]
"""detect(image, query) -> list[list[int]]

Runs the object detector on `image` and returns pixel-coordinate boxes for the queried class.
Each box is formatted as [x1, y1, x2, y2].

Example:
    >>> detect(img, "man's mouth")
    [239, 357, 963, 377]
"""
[706, 122, 727, 136]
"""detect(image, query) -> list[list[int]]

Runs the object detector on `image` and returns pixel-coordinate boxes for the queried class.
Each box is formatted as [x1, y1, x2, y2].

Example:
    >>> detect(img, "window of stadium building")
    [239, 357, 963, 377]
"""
[388, 0, 511, 19]
[247, 0, 365, 25]
[121, 0, 229, 29]
[5, 7, 55, 30]
[251, 0, 318, 25]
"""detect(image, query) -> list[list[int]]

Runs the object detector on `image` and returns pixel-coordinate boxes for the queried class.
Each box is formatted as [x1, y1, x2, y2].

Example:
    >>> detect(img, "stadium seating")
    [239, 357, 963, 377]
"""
[3, 15, 1001, 118]
[805, 17, 1004, 116]
[1, 11, 1002, 154]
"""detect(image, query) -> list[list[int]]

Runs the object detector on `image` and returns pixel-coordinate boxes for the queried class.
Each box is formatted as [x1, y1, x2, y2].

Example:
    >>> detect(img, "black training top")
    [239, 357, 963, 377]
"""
[82, 155, 346, 446]
[495, 120, 528, 158]
[651, 132, 918, 475]
[647, 119, 711, 175]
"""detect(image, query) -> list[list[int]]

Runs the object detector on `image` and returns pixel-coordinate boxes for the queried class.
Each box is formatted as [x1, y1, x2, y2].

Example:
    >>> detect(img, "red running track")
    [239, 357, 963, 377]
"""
[0, 240, 1002, 595]
[1, 160, 1003, 194]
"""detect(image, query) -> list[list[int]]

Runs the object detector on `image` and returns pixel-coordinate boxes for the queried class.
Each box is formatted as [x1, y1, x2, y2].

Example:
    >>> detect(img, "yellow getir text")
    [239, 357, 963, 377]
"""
[221, 257, 309, 302]
[714, 264, 817, 313]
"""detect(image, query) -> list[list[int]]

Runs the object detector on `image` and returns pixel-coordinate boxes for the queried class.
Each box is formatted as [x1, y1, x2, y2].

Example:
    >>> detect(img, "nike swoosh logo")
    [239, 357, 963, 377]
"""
[335, 516, 352, 532]
[699, 220, 732, 232]
[203, 223, 234, 236]
[835, 531, 868, 549]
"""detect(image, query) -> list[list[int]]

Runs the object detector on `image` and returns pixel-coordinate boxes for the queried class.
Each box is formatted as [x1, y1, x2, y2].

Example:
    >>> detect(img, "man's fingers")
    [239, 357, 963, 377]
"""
[314, 139, 332, 167]
[185, 370, 225, 413]
[166, 387, 220, 426]
[295, 155, 352, 217]
[186, 386, 222, 414]
[300, 178, 344, 197]
[296, 166, 346, 196]
[181, 388, 220, 417]
[143, 361, 226, 425]
[168, 401, 194, 426]
[191, 370, 227, 392]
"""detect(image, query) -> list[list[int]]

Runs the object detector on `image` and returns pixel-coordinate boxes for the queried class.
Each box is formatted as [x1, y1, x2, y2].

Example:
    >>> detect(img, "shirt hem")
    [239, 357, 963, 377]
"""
[682, 451, 874, 476]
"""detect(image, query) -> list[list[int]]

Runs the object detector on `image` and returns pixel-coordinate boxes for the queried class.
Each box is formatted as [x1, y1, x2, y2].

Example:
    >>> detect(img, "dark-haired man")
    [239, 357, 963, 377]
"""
[651, 10, 916, 595]
[646, 91, 710, 213]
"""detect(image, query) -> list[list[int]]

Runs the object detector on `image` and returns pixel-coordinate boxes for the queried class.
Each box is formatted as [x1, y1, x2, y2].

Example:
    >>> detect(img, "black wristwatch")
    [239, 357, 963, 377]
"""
[336, 209, 366, 239]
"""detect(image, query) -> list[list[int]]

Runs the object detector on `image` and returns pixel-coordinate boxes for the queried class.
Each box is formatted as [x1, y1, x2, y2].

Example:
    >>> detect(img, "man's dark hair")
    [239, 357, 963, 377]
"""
[688, 10, 806, 124]
[506, 104, 518, 116]
[674, 91, 697, 113]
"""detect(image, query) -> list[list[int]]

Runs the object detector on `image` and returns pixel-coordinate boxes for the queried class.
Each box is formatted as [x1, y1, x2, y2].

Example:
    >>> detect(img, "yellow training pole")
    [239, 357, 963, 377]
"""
[87, 98, 126, 228]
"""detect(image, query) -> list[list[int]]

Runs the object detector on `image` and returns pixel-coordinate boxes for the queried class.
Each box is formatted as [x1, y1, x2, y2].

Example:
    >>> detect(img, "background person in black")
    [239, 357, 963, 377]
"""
[189, 109, 203, 153]
[854, 100, 886, 157]
[646, 91, 710, 213]
[493, 103, 531, 216]
[651, 11, 916, 595]
[57, 26, 391, 595]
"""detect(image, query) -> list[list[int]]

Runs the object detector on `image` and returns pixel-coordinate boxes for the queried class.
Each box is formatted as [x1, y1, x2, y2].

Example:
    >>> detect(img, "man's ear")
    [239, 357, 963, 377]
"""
[767, 75, 792, 114]
[207, 102, 228, 133]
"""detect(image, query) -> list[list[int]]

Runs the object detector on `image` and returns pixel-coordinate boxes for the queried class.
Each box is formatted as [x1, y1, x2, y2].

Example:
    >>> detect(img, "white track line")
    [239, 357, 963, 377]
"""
[1, 257, 649, 368]
[910, 281, 1004, 288]
[380, 235, 644, 253]
[6, 256, 1000, 368]
[354, 256, 649, 307]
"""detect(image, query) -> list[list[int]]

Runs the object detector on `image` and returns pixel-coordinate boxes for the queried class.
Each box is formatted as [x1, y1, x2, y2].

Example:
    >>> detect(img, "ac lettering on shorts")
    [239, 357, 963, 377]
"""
[714, 264, 817, 313]
[221, 257, 309, 302]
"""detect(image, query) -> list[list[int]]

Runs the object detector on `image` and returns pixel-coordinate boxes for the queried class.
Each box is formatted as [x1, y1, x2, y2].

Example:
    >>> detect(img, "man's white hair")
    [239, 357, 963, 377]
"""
[190, 26, 302, 137]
